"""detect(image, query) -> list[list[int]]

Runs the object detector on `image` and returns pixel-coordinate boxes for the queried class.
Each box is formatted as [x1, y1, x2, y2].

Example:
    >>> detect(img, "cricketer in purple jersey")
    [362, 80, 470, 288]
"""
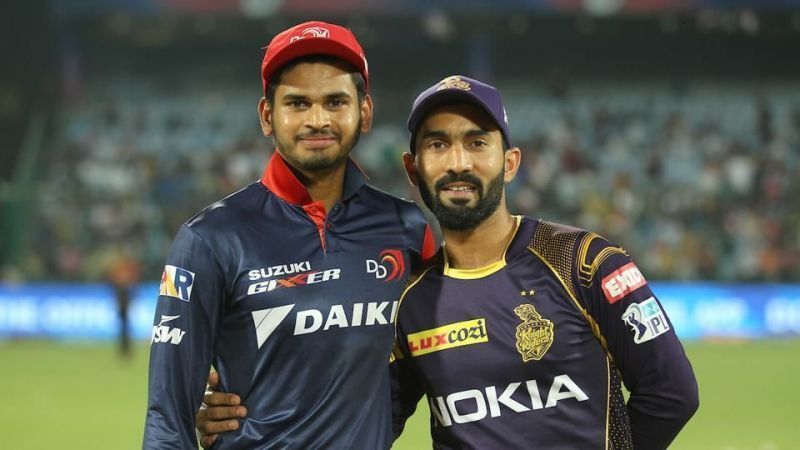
[390, 75, 698, 449]
[391, 216, 698, 449]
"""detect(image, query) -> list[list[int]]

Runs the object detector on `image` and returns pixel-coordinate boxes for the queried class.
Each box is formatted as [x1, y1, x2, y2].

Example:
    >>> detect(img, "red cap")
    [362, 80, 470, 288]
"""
[261, 21, 369, 95]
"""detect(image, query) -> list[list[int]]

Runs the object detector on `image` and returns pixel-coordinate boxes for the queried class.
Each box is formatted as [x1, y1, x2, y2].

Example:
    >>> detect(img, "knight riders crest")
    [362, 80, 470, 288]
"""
[514, 304, 554, 362]
[437, 75, 471, 91]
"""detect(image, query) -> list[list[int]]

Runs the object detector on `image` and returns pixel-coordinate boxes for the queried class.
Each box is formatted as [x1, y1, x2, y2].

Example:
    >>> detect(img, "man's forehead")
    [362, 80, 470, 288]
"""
[419, 103, 501, 135]
[275, 61, 357, 96]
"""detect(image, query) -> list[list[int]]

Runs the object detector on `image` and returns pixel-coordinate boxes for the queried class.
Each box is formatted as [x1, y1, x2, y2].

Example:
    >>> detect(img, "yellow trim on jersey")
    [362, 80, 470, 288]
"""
[391, 264, 438, 361]
[577, 233, 627, 287]
[443, 259, 506, 279]
[443, 215, 522, 280]
[605, 356, 610, 450]
[528, 247, 610, 354]
[395, 265, 437, 321]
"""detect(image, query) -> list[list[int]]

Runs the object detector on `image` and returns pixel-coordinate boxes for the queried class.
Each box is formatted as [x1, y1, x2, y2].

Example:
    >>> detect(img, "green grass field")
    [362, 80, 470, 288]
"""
[2, 339, 798, 449]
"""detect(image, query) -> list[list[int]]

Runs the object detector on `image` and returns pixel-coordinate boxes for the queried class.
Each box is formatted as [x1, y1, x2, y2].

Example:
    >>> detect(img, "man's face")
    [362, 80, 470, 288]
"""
[405, 103, 518, 231]
[259, 61, 372, 174]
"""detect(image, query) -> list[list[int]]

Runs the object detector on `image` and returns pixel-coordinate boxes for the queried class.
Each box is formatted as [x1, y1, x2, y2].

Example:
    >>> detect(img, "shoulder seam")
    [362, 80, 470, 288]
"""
[577, 233, 628, 288]
[393, 264, 438, 322]
[183, 225, 227, 290]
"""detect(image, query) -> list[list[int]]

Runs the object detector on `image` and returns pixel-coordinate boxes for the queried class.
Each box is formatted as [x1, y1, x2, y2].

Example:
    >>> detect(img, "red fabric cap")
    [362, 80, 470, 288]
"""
[261, 21, 369, 94]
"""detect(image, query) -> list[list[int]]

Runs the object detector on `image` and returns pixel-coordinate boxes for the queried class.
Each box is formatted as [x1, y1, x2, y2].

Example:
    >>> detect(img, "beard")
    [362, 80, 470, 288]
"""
[418, 168, 505, 232]
[274, 117, 362, 172]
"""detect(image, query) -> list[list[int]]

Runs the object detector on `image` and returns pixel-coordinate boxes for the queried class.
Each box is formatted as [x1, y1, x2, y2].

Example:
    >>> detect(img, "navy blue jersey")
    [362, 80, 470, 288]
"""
[391, 216, 697, 449]
[143, 152, 435, 449]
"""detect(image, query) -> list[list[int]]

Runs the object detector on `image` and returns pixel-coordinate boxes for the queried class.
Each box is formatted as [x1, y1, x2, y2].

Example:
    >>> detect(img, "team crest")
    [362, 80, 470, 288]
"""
[514, 304, 554, 362]
[437, 75, 471, 91]
[290, 26, 330, 42]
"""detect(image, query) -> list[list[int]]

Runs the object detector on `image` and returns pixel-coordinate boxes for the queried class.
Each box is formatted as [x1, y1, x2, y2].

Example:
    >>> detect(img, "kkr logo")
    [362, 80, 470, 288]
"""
[247, 269, 341, 295]
[514, 304, 553, 362]
[290, 26, 330, 42]
[366, 249, 405, 282]
[437, 75, 471, 91]
[407, 318, 488, 357]
[159, 265, 195, 302]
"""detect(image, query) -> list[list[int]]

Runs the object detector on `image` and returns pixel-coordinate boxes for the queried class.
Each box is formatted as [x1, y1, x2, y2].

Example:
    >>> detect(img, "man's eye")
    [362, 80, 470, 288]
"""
[327, 99, 346, 107]
[471, 140, 488, 147]
[288, 100, 308, 108]
[429, 141, 446, 149]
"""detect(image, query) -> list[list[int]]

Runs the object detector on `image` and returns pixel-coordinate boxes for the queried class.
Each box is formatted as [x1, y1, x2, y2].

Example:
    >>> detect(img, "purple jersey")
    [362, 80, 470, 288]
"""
[391, 216, 698, 449]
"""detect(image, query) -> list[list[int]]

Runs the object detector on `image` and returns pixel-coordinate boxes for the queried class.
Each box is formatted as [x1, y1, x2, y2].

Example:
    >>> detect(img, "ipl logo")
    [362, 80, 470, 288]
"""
[290, 27, 330, 42]
[366, 249, 405, 282]
[622, 297, 670, 344]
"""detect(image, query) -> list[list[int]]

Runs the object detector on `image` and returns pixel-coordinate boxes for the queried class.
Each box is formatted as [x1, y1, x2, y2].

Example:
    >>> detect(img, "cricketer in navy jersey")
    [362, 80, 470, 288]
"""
[389, 75, 698, 449]
[143, 21, 436, 449]
[144, 153, 431, 449]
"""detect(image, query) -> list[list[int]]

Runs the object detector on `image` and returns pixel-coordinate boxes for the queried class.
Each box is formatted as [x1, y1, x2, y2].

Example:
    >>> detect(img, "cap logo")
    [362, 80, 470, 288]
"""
[290, 26, 330, 43]
[437, 76, 471, 91]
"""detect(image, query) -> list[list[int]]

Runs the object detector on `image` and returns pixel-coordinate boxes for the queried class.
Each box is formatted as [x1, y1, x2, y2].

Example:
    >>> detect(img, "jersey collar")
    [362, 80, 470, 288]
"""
[260, 150, 368, 206]
[442, 216, 537, 279]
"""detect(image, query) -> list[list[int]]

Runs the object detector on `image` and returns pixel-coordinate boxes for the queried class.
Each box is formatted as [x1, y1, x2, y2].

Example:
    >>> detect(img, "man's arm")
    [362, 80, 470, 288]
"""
[577, 236, 699, 449]
[143, 225, 226, 449]
[389, 342, 425, 441]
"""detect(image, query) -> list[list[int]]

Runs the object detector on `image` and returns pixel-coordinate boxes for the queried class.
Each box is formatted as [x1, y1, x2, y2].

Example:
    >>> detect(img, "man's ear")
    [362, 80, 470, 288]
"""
[258, 97, 273, 137]
[503, 147, 522, 183]
[360, 94, 374, 133]
[402, 152, 419, 187]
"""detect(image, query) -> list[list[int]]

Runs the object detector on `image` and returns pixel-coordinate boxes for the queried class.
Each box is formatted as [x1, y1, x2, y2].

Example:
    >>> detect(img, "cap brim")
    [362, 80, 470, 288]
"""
[262, 38, 367, 91]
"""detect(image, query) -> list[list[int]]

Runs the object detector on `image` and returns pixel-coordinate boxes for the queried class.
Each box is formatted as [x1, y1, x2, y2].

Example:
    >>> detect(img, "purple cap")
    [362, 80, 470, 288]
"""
[407, 75, 511, 153]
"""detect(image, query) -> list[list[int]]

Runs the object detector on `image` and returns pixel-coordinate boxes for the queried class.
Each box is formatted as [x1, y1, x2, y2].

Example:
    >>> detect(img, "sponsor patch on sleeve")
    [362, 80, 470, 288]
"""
[151, 314, 187, 345]
[622, 297, 670, 344]
[601, 261, 647, 304]
[159, 265, 195, 302]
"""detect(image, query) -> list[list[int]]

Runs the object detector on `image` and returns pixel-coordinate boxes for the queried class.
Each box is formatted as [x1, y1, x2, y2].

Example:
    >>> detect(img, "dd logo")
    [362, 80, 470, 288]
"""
[366, 259, 388, 279]
[365, 249, 405, 282]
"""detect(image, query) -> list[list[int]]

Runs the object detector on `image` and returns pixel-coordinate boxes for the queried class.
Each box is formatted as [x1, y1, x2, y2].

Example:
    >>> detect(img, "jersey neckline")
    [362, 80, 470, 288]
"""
[443, 215, 523, 280]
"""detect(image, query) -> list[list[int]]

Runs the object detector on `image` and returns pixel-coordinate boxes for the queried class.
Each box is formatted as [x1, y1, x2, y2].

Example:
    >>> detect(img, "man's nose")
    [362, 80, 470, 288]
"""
[444, 143, 474, 173]
[306, 104, 331, 130]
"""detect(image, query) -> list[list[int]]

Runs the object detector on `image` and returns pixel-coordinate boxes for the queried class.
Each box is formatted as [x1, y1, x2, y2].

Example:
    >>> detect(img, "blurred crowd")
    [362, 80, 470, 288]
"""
[500, 81, 800, 281]
[16, 77, 800, 282]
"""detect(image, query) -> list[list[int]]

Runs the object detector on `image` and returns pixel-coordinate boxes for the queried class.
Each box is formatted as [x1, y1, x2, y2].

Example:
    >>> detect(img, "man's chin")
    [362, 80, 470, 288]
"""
[438, 196, 476, 209]
[295, 152, 349, 172]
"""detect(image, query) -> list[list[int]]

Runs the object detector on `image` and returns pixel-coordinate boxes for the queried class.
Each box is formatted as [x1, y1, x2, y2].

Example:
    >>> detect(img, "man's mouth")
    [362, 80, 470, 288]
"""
[297, 135, 337, 149]
[439, 182, 478, 201]
[441, 182, 477, 192]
